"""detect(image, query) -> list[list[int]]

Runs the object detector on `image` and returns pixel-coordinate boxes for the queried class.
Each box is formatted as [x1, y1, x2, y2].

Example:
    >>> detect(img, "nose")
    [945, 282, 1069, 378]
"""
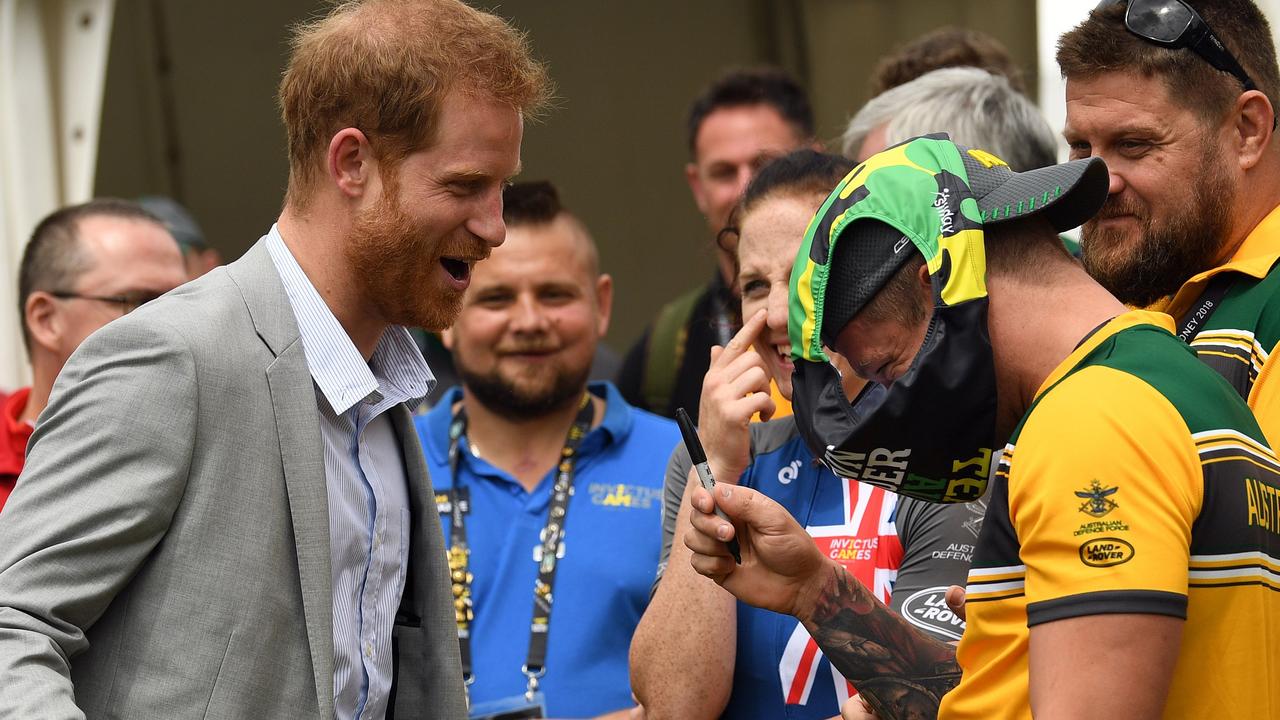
[471, 187, 507, 249]
[509, 293, 549, 332]
[1107, 167, 1125, 197]
[734, 166, 754, 201]
[765, 283, 789, 334]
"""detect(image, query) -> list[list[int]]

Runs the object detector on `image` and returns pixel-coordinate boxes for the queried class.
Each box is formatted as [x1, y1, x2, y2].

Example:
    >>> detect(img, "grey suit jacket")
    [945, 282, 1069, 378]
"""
[0, 240, 466, 719]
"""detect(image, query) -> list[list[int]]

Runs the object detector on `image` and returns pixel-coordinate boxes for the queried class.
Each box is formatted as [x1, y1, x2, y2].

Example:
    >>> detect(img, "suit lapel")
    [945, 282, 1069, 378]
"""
[268, 346, 334, 720]
[230, 241, 335, 719]
[391, 406, 433, 532]
[390, 405, 467, 714]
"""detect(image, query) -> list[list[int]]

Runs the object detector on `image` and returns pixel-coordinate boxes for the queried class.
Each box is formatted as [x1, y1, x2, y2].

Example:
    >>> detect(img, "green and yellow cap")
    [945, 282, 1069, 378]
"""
[789, 133, 1107, 362]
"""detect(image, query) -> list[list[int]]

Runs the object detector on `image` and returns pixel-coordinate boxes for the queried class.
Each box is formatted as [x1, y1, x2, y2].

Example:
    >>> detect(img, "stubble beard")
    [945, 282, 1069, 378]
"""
[1081, 157, 1234, 308]
[457, 354, 591, 422]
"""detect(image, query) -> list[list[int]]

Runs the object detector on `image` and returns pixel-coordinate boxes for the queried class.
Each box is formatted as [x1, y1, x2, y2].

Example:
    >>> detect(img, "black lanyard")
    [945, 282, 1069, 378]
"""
[1176, 273, 1236, 343]
[444, 394, 595, 702]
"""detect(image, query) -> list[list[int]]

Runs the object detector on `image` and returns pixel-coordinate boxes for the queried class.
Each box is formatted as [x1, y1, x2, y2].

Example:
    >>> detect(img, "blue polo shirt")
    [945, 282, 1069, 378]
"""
[415, 382, 679, 718]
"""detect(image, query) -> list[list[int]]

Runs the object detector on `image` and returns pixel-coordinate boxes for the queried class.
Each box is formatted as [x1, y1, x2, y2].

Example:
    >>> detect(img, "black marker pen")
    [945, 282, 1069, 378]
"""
[675, 407, 742, 564]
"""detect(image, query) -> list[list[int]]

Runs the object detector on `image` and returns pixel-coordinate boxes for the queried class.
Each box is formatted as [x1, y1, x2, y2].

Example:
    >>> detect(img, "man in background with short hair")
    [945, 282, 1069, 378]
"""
[1059, 0, 1280, 443]
[616, 66, 816, 423]
[1, 199, 185, 513]
[137, 195, 223, 279]
[869, 26, 1027, 97]
[415, 181, 678, 718]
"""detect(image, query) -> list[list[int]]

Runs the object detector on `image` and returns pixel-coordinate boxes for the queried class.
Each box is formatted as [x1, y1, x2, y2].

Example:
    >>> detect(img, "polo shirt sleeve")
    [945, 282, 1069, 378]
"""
[1246, 322, 1280, 447]
[1248, 354, 1280, 447]
[1010, 366, 1203, 627]
[652, 442, 694, 595]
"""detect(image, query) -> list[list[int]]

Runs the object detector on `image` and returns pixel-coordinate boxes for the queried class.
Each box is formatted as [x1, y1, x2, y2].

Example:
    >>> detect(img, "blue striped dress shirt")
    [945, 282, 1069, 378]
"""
[266, 226, 435, 720]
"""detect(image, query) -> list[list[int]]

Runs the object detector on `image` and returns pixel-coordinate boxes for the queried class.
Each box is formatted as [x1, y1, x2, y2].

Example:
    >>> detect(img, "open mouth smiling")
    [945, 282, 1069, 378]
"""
[441, 257, 471, 282]
[772, 344, 794, 369]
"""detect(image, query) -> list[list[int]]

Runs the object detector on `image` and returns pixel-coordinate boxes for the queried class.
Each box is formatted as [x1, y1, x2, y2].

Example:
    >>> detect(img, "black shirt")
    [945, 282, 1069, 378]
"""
[616, 273, 737, 423]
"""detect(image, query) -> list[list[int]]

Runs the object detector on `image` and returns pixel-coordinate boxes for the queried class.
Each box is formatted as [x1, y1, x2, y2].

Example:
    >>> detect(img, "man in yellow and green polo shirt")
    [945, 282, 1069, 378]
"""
[680, 134, 1279, 720]
[1059, 0, 1280, 445]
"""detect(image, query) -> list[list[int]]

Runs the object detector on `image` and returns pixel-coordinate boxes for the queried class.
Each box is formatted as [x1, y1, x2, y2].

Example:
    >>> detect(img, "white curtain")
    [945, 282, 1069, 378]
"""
[0, 0, 114, 391]
[1038, 0, 1280, 161]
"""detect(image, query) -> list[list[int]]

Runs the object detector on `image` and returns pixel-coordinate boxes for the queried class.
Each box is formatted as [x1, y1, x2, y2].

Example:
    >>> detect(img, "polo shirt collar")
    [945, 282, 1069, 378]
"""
[587, 381, 632, 449]
[1159, 202, 1280, 318]
[265, 225, 434, 415]
[1035, 310, 1174, 401]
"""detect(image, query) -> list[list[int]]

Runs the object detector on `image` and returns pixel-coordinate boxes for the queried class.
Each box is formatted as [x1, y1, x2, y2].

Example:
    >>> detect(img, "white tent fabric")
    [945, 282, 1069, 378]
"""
[1038, 0, 1280, 161]
[0, 0, 114, 391]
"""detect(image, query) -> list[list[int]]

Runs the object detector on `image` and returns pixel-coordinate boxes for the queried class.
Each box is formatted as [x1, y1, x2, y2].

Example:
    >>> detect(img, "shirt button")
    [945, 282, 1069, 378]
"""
[365, 643, 373, 658]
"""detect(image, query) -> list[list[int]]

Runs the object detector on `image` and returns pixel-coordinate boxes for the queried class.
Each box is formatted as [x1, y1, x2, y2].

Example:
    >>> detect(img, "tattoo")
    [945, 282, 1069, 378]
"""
[802, 564, 961, 720]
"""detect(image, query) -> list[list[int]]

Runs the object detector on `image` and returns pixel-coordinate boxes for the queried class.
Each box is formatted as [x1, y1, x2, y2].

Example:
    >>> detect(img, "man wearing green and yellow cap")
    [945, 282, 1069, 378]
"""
[681, 134, 1280, 719]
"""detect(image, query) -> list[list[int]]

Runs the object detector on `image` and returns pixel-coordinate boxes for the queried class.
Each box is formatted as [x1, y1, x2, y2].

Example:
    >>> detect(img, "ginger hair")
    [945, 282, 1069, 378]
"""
[278, 0, 552, 208]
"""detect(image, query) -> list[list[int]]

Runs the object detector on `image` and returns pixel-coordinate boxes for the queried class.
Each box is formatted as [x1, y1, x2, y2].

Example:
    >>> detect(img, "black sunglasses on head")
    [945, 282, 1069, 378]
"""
[1097, 0, 1257, 91]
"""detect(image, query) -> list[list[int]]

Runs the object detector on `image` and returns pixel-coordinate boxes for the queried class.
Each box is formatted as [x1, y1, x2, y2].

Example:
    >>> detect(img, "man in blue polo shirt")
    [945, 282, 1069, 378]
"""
[415, 181, 679, 719]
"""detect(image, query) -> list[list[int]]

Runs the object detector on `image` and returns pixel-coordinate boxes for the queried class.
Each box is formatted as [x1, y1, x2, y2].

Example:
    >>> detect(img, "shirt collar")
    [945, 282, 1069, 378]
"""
[1034, 310, 1175, 401]
[265, 225, 435, 415]
[589, 381, 633, 449]
[1158, 202, 1280, 317]
[0, 387, 34, 477]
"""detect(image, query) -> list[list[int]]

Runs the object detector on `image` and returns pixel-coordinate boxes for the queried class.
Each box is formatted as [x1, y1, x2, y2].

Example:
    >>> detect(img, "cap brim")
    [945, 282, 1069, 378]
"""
[977, 157, 1108, 232]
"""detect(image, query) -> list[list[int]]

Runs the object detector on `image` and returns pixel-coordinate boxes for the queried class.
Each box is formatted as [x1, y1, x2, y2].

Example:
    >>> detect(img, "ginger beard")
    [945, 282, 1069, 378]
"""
[1081, 145, 1234, 309]
[344, 176, 476, 333]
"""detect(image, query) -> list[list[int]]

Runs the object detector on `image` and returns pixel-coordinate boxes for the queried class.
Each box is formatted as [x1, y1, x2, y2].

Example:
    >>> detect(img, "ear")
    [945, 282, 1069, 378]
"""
[24, 292, 62, 355]
[594, 273, 614, 337]
[685, 162, 710, 215]
[808, 138, 824, 152]
[1234, 89, 1274, 171]
[916, 260, 931, 289]
[327, 128, 379, 200]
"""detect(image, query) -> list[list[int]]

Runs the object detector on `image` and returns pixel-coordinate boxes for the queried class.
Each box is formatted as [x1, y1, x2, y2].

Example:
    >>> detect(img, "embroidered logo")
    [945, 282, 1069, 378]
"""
[1075, 479, 1119, 518]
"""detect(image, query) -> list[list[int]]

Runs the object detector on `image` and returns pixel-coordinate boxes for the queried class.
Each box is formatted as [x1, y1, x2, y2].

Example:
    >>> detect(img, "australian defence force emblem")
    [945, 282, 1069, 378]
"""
[1076, 479, 1119, 518]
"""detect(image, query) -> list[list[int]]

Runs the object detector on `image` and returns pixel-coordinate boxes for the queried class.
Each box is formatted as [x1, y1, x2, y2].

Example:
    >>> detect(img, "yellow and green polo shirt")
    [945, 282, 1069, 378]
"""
[1156, 203, 1280, 446]
[940, 310, 1279, 719]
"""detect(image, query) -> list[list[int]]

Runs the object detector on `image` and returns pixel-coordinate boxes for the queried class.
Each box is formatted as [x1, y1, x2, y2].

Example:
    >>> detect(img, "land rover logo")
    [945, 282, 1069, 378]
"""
[899, 586, 965, 641]
[1078, 537, 1135, 567]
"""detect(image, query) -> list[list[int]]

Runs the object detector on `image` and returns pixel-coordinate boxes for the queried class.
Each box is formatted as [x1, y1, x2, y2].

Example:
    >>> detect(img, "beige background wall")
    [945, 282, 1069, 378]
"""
[94, 0, 1037, 353]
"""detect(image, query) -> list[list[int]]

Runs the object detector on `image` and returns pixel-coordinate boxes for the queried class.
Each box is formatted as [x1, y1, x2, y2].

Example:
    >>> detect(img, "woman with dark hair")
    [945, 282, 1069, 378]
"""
[632, 150, 976, 720]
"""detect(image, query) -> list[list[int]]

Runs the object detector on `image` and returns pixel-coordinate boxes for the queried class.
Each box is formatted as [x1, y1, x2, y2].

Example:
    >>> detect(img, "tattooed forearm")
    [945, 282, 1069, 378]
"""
[800, 563, 961, 720]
